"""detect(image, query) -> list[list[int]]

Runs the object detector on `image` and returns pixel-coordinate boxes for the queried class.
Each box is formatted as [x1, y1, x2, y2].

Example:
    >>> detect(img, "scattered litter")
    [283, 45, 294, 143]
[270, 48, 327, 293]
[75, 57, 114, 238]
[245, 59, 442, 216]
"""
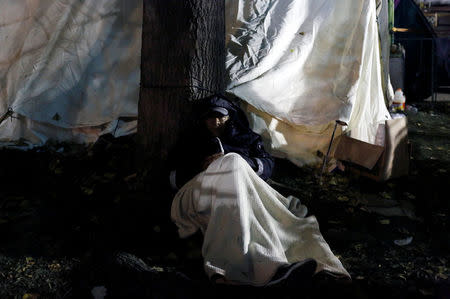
[394, 236, 413, 246]
[405, 105, 418, 114]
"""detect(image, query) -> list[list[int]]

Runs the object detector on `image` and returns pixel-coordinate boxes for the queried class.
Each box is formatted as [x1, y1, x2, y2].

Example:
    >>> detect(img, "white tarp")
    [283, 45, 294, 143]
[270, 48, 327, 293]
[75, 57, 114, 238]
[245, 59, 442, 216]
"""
[226, 0, 391, 165]
[171, 153, 350, 286]
[0, 0, 141, 145]
[0, 0, 390, 166]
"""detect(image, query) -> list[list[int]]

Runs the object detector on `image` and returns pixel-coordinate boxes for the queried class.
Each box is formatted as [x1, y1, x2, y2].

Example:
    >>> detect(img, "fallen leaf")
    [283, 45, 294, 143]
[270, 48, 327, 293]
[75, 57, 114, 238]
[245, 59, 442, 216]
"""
[403, 192, 416, 200]
[124, 173, 137, 182]
[150, 266, 164, 272]
[338, 195, 349, 202]
[48, 262, 61, 271]
[419, 288, 434, 296]
[380, 192, 392, 199]
[436, 273, 448, 280]
[379, 219, 390, 225]
[329, 178, 338, 186]
[103, 173, 115, 180]
[398, 227, 410, 234]
[25, 257, 35, 265]
[81, 187, 94, 195]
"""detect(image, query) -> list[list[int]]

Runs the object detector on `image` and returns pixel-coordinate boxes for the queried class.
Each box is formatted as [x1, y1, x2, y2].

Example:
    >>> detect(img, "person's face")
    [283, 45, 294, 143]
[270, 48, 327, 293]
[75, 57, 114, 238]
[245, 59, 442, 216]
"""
[204, 113, 230, 134]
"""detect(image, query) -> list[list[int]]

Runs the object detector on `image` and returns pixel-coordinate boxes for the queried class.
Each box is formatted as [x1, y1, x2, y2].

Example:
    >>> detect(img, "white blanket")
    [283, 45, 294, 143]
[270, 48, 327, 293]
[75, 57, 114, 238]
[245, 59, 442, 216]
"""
[171, 153, 349, 286]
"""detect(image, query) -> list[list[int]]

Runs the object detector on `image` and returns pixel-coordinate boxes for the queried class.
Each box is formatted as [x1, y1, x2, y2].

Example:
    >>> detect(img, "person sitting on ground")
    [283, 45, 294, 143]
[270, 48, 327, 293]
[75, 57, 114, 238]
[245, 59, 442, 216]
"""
[169, 94, 350, 286]
[168, 95, 274, 191]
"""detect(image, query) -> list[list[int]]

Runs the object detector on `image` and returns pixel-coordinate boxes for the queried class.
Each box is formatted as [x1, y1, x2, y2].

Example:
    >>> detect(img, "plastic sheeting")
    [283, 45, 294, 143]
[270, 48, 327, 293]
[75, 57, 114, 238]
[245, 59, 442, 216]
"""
[0, 0, 141, 146]
[226, 0, 391, 165]
[1, 0, 391, 167]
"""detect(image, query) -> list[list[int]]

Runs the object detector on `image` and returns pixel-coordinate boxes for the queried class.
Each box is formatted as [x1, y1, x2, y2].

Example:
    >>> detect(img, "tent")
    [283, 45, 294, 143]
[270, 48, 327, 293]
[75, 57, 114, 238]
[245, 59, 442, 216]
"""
[0, 0, 141, 145]
[0, 0, 392, 165]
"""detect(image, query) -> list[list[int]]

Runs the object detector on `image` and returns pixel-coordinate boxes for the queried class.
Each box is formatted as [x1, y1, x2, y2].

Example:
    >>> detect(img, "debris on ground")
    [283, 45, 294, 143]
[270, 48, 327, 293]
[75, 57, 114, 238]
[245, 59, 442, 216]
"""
[0, 104, 449, 298]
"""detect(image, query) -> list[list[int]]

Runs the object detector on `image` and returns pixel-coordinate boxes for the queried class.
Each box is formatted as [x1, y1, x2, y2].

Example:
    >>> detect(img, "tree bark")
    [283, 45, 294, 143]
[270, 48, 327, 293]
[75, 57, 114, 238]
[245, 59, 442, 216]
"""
[138, 0, 225, 184]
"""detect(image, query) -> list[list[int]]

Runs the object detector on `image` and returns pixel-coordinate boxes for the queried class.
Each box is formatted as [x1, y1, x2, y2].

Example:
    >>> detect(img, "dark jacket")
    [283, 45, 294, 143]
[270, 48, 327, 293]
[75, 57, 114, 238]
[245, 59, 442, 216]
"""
[168, 96, 274, 190]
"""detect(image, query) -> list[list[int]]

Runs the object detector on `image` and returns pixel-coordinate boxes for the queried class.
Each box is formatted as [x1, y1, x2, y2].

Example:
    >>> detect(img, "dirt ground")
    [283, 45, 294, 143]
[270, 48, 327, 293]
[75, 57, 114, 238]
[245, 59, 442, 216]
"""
[0, 103, 449, 298]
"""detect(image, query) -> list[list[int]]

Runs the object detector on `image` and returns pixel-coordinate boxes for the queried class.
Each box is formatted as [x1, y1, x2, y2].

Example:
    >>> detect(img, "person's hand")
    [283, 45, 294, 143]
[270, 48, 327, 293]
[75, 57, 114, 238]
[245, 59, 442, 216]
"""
[202, 153, 224, 170]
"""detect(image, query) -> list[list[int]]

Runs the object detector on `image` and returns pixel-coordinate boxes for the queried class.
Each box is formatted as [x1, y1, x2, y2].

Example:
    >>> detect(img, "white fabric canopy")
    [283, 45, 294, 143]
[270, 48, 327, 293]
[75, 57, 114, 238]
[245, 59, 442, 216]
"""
[171, 153, 350, 286]
[0, 0, 141, 145]
[226, 0, 391, 165]
[0, 0, 391, 166]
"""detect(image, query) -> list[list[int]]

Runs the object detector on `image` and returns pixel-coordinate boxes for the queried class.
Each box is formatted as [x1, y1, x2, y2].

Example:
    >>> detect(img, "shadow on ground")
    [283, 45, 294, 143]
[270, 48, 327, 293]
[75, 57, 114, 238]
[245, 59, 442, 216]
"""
[0, 103, 449, 298]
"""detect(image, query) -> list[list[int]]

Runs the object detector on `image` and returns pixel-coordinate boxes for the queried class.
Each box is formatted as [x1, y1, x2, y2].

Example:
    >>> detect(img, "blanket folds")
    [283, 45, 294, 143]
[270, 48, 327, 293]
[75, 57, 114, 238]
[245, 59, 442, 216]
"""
[171, 153, 349, 286]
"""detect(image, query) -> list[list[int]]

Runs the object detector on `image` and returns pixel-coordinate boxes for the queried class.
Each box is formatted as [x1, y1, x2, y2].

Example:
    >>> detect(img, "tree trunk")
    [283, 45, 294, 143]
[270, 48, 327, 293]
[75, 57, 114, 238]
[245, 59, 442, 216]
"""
[138, 0, 225, 186]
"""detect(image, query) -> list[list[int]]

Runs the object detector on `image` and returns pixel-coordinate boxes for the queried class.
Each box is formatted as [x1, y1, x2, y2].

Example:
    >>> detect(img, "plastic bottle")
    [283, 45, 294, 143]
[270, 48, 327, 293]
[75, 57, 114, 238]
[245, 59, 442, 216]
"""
[393, 88, 406, 112]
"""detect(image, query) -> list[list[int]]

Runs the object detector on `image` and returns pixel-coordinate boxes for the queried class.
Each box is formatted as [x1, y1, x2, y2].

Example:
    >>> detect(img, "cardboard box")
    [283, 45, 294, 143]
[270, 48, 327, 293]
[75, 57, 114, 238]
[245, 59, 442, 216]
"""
[333, 117, 410, 181]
